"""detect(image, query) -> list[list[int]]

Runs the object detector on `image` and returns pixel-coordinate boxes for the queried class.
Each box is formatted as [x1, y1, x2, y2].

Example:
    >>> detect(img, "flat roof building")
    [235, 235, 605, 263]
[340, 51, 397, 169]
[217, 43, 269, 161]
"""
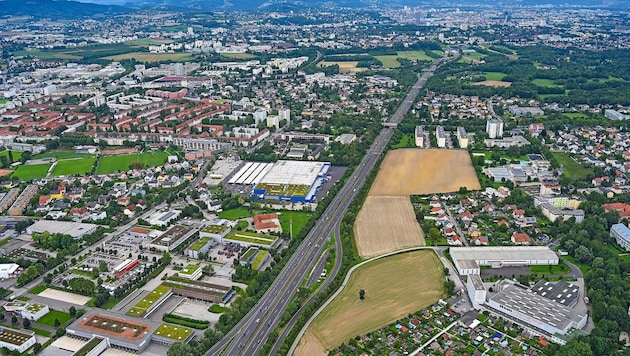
[531, 280, 579, 308]
[149, 210, 182, 227]
[436, 125, 446, 148]
[486, 280, 587, 337]
[611, 223, 630, 252]
[415, 126, 424, 147]
[149, 224, 197, 252]
[456, 127, 469, 149]
[450, 246, 559, 275]
[466, 274, 486, 308]
[0, 327, 36, 353]
[27, 220, 97, 239]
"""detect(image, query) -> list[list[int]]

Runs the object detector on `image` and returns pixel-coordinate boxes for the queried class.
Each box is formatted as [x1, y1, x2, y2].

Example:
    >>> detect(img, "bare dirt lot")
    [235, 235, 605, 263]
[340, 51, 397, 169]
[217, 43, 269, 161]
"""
[473, 80, 512, 87]
[296, 250, 445, 354]
[369, 148, 481, 196]
[355, 196, 425, 258]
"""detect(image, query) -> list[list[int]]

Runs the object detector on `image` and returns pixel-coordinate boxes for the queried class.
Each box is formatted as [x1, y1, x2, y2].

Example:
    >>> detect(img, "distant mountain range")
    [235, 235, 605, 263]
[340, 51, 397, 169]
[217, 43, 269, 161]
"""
[1, 0, 630, 19]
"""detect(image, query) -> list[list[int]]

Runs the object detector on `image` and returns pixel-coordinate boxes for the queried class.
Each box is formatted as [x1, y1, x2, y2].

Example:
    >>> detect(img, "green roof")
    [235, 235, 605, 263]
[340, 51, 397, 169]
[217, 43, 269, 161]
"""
[153, 323, 193, 341]
[252, 250, 268, 270]
[201, 225, 229, 234]
[179, 264, 201, 276]
[25, 303, 47, 313]
[0, 327, 33, 346]
[225, 231, 276, 246]
[125, 284, 171, 317]
[190, 237, 211, 251]
[241, 247, 258, 261]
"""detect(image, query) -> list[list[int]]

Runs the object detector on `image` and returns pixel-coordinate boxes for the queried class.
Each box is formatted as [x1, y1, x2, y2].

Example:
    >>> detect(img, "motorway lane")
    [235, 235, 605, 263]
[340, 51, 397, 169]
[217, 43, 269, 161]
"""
[207, 56, 447, 356]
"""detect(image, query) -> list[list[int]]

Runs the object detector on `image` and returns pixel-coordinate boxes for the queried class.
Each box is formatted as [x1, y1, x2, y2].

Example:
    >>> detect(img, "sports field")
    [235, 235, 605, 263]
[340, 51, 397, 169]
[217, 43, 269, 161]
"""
[103, 52, 193, 63]
[398, 50, 433, 61]
[35, 150, 89, 160]
[370, 149, 480, 196]
[96, 152, 169, 174]
[51, 158, 96, 177]
[297, 250, 445, 353]
[355, 196, 425, 258]
[12, 163, 51, 181]
[473, 80, 512, 87]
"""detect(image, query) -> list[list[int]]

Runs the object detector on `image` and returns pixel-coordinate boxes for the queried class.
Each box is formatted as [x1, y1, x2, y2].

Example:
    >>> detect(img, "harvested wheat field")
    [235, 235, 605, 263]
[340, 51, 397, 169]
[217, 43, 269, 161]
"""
[473, 80, 512, 87]
[296, 250, 445, 354]
[370, 148, 481, 196]
[355, 196, 425, 258]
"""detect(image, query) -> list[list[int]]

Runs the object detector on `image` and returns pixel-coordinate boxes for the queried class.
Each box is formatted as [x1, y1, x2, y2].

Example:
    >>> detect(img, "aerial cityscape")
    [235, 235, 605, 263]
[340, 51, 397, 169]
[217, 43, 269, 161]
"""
[0, 0, 629, 355]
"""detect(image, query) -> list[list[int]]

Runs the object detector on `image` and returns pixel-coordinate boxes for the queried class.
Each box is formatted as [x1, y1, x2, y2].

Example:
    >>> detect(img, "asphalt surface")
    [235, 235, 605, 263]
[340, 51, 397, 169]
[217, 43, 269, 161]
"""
[206, 57, 447, 356]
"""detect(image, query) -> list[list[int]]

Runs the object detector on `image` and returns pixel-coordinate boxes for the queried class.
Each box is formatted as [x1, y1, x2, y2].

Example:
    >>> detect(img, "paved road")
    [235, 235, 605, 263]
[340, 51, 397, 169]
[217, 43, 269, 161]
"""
[204, 56, 449, 356]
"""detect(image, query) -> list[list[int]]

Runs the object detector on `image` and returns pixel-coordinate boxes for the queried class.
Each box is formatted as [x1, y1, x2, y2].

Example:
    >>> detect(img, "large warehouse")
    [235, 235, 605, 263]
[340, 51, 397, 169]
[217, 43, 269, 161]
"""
[486, 280, 587, 337]
[237, 160, 331, 203]
[450, 246, 559, 275]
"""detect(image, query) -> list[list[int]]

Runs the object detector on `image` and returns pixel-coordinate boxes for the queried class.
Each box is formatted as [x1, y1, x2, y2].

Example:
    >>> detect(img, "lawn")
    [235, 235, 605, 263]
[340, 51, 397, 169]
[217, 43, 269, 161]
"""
[28, 285, 47, 295]
[13, 49, 82, 60]
[374, 55, 400, 68]
[532, 78, 562, 88]
[277, 210, 312, 236]
[208, 304, 229, 313]
[125, 38, 174, 47]
[220, 53, 256, 59]
[51, 158, 96, 177]
[551, 151, 591, 180]
[0, 150, 22, 161]
[529, 263, 570, 275]
[37, 309, 72, 327]
[397, 50, 433, 61]
[308, 250, 445, 350]
[29, 327, 51, 337]
[217, 207, 253, 220]
[96, 152, 168, 174]
[563, 255, 591, 275]
[0, 99, 8, 105]
[12, 163, 51, 180]
[103, 52, 193, 63]
[563, 113, 589, 119]
[392, 134, 415, 149]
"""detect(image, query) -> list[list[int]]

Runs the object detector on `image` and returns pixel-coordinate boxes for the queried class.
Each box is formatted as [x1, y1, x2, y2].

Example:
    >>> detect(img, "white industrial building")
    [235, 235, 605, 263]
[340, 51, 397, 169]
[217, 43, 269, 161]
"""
[26, 221, 98, 239]
[611, 223, 630, 252]
[149, 210, 182, 227]
[435, 125, 446, 148]
[486, 118, 504, 138]
[0, 263, 20, 279]
[415, 126, 424, 147]
[0, 327, 36, 353]
[450, 246, 559, 275]
[466, 274, 486, 308]
[486, 280, 587, 337]
[3, 301, 50, 321]
[540, 202, 585, 223]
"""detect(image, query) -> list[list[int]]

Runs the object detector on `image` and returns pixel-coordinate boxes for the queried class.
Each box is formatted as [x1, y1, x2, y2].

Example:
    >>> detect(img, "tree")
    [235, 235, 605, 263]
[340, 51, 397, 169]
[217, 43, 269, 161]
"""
[55, 328, 65, 337]
[11, 315, 17, 325]
[23, 318, 30, 328]
[33, 343, 42, 354]
[359, 289, 365, 300]
[556, 341, 593, 356]
[54, 318, 60, 327]
[98, 260, 108, 273]
[162, 251, 172, 265]
[69, 306, 76, 317]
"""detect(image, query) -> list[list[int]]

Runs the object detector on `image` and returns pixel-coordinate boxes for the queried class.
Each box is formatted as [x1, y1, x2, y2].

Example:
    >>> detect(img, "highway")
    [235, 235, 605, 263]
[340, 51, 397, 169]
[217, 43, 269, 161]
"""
[206, 57, 446, 356]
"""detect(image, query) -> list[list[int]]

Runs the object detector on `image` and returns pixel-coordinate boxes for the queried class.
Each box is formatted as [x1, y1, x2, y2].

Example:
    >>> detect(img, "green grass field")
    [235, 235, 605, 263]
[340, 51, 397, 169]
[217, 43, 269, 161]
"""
[37, 309, 72, 327]
[532, 78, 562, 88]
[0, 99, 8, 105]
[529, 263, 570, 275]
[217, 207, 253, 220]
[392, 134, 415, 149]
[12, 163, 51, 180]
[28, 285, 47, 295]
[563, 113, 589, 119]
[0, 150, 21, 160]
[104, 52, 193, 63]
[29, 327, 51, 337]
[35, 150, 89, 160]
[483, 72, 508, 81]
[466, 52, 486, 60]
[125, 38, 174, 47]
[397, 50, 433, 61]
[13, 50, 82, 60]
[96, 152, 168, 174]
[374, 55, 400, 68]
[552, 152, 591, 180]
[277, 211, 312, 236]
[51, 158, 96, 177]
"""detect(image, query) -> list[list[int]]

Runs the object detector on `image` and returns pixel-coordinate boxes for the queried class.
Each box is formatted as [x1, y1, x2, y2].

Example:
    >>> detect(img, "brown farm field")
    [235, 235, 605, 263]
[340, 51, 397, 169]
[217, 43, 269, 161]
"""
[318, 61, 367, 73]
[355, 196, 425, 258]
[473, 80, 512, 87]
[103, 52, 193, 62]
[370, 148, 481, 196]
[297, 250, 445, 354]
